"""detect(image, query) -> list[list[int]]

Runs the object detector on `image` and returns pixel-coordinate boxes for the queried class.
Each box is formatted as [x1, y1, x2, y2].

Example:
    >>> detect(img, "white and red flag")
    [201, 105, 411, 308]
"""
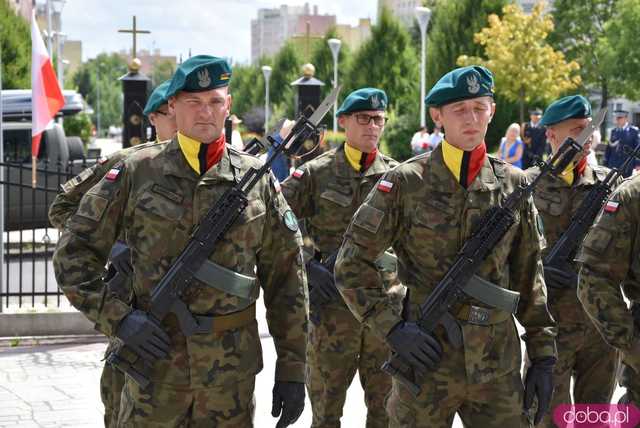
[31, 11, 64, 186]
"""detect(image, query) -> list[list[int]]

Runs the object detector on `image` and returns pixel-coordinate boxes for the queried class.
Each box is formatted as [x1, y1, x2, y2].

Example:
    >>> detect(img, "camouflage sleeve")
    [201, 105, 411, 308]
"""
[280, 164, 314, 219]
[576, 187, 637, 353]
[48, 155, 125, 230]
[52, 161, 132, 337]
[510, 192, 558, 360]
[257, 176, 308, 383]
[335, 172, 404, 340]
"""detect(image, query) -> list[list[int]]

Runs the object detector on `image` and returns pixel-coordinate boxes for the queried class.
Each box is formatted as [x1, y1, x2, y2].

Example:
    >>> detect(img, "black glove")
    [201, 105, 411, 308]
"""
[386, 321, 443, 375]
[543, 265, 577, 289]
[307, 258, 339, 307]
[271, 381, 305, 428]
[524, 356, 556, 425]
[115, 310, 170, 364]
[109, 241, 133, 277]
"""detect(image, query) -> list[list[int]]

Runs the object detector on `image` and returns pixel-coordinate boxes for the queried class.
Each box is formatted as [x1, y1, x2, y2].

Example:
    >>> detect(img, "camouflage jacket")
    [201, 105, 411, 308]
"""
[525, 164, 619, 325]
[48, 141, 164, 230]
[53, 137, 308, 387]
[577, 174, 640, 372]
[281, 144, 399, 311]
[335, 145, 557, 384]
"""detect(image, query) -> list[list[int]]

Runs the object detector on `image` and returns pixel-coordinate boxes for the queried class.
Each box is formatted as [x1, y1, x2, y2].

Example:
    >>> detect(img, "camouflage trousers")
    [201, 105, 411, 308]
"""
[386, 364, 529, 427]
[100, 362, 126, 428]
[525, 321, 619, 428]
[116, 375, 255, 427]
[307, 304, 391, 428]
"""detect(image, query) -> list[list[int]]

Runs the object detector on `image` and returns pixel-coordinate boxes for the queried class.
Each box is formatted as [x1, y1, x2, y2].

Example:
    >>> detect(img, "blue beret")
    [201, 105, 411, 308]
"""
[425, 65, 494, 107]
[336, 88, 388, 116]
[143, 80, 171, 116]
[166, 55, 231, 98]
[540, 95, 591, 127]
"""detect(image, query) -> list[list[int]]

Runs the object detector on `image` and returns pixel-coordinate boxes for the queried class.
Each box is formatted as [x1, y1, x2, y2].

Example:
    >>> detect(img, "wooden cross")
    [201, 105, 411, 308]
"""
[118, 16, 150, 59]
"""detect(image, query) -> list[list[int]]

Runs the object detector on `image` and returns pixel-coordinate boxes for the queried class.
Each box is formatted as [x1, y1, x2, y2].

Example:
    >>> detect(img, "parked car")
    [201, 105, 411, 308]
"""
[1, 89, 101, 230]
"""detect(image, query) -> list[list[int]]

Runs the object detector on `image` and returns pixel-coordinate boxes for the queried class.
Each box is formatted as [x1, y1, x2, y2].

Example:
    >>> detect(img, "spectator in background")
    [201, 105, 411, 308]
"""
[587, 128, 601, 167]
[429, 124, 444, 149]
[604, 110, 640, 177]
[410, 126, 430, 155]
[522, 108, 548, 168]
[228, 114, 244, 150]
[499, 122, 525, 168]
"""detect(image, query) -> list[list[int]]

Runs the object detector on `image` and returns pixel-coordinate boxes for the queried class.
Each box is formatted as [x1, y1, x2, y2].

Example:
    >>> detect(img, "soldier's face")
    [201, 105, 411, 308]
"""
[169, 87, 231, 143]
[547, 117, 591, 158]
[338, 110, 386, 153]
[430, 97, 495, 151]
[616, 115, 628, 127]
[148, 105, 177, 142]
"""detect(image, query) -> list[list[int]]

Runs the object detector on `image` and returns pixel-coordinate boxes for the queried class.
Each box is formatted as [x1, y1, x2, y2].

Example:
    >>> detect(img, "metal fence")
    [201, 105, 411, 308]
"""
[0, 157, 93, 310]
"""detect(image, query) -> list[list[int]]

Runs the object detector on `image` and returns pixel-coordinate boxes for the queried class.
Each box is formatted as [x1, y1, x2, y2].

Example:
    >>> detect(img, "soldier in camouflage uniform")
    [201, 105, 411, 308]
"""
[577, 176, 640, 407]
[280, 87, 402, 428]
[523, 95, 620, 427]
[334, 66, 557, 428]
[48, 80, 176, 428]
[53, 55, 308, 427]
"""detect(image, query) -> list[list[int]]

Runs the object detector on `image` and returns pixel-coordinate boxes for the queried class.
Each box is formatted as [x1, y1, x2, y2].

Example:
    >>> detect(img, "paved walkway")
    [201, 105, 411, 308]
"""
[0, 337, 371, 428]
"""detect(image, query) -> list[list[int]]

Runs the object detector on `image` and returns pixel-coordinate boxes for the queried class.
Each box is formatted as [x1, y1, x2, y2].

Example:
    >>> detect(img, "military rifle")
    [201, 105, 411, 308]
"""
[543, 138, 640, 283]
[107, 86, 341, 389]
[381, 109, 606, 397]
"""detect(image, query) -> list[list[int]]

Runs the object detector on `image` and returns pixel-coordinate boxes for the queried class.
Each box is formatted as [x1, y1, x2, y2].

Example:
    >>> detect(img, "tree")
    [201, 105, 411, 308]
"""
[229, 63, 264, 120]
[152, 59, 175, 86]
[458, 2, 581, 124]
[269, 42, 303, 118]
[308, 27, 352, 128]
[70, 53, 128, 132]
[346, 8, 420, 160]
[599, 0, 640, 101]
[550, 0, 617, 135]
[0, 2, 30, 89]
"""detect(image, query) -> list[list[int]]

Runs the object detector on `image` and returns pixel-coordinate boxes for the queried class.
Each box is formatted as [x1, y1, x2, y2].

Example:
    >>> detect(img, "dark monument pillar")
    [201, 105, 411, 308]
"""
[119, 58, 151, 148]
[291, 63, 325, 118]
[291, 63, 325, 163]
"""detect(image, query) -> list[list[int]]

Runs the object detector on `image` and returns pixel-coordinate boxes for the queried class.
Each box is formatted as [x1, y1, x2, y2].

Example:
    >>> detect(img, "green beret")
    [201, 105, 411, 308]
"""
[424, 65, 494, 107]
[143, 80, 171, 116]
[166, 55, 232, 98]
[336, 87, 388, 116]
[540, 95, 591, 127]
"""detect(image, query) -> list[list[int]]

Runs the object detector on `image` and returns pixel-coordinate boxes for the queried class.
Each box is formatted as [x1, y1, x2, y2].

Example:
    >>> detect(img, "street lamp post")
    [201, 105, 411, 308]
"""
[327, 38, 341, 133]
[415, 6, 431, 129]
[261, 65, 272, 134]
[51, 0, 66, 83]
[96, 66, 101, 137]
[55, 32, 66, 89]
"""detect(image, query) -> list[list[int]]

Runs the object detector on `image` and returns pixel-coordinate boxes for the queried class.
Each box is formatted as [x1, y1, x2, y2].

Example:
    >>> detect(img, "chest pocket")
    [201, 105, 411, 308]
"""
[131, 186, 186, 257]
[536, 190, 564, 216]
[226, 198, 267, 252]
[320, 188, 352, 208]
[407, 197, 460, 270]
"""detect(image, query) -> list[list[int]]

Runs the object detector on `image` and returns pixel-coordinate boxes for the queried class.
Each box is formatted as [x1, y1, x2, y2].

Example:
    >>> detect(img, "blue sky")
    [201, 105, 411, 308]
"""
[57, 0, 378, 64]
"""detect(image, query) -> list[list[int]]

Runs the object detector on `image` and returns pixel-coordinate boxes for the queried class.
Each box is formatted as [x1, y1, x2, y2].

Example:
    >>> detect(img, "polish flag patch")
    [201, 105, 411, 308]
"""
[292, 168, 305, 179]
[105, 167, 121, 181]
[377, 179, 394, 193]
[604, 200, 620, 213]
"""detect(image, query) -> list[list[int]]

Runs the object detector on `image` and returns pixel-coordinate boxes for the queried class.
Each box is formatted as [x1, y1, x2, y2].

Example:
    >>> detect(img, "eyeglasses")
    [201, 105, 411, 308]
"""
[353, 113, 387, 126]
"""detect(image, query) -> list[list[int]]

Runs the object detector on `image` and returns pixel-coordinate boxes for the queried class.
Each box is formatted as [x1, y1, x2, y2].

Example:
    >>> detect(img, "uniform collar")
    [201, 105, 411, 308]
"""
[543, 162, 598, 188]
[335, 143, 390, 178]
[428, 144, 500, 193]
[162, 136, 238, 183]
